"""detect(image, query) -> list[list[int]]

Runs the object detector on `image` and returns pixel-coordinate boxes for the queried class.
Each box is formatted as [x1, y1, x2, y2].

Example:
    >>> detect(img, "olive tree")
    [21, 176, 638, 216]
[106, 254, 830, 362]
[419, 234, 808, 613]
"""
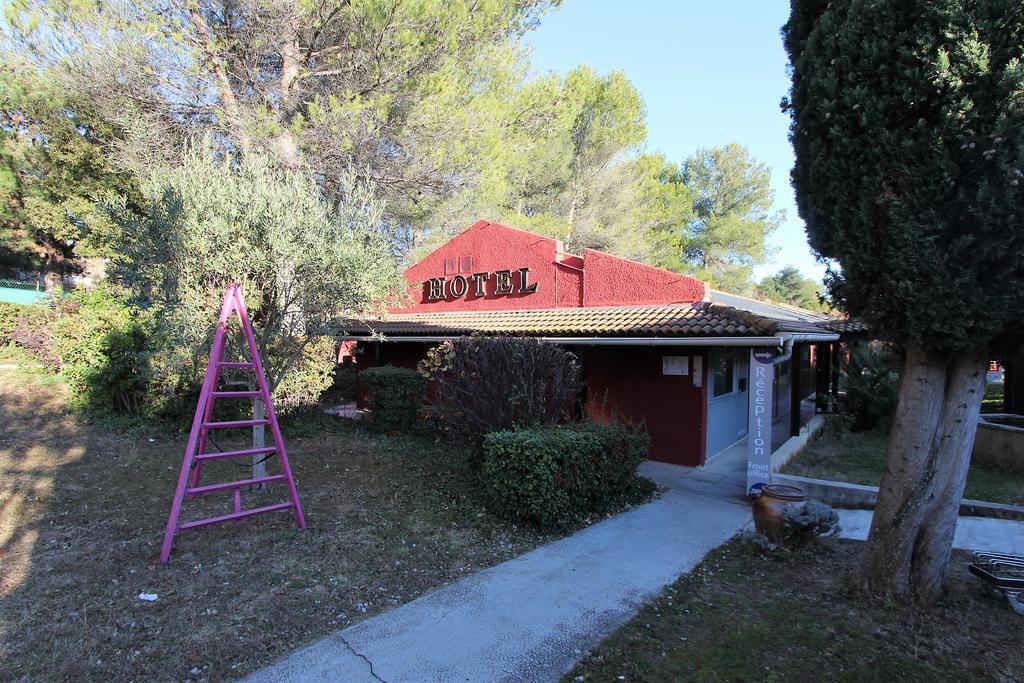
[784, 0, 1024, 597]
[110, 146, 402, 476]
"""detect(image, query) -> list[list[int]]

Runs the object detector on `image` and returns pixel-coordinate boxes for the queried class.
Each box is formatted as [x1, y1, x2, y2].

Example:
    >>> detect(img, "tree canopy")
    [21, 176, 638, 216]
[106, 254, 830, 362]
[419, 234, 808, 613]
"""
[0, 61, 138, 288]
[785, 0, 1024, 354]
[3, 1, 784, 290]
[757, 266, 826, 311]
[108, 146, 401, 403]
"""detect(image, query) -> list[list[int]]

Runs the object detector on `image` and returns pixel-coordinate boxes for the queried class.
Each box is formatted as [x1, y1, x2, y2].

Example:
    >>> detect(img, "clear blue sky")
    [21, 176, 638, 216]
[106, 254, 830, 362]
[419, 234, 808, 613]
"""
[527, 0, 823, 282]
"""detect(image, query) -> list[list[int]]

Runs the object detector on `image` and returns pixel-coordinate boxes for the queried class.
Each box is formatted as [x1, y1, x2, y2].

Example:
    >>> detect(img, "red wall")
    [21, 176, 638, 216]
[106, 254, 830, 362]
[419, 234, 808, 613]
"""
[399, 220, 579, 311]
[581, 346, 708, 467]
[396, 220, 706, 313]
[581, 249, 708, 307]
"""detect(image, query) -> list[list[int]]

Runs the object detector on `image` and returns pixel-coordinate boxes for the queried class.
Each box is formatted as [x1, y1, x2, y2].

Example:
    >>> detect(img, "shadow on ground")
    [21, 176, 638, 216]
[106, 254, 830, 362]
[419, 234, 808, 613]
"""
[0, 374, 549, 681]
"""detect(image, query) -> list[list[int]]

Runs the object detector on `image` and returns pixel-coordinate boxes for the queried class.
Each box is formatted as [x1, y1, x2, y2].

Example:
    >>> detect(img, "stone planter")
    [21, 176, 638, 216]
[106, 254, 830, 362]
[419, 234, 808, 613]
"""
[974, 414, 1024, 473]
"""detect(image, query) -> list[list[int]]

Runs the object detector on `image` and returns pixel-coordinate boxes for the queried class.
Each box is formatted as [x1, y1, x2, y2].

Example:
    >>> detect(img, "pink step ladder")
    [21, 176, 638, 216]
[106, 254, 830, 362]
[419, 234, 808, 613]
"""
[160, 284, 306, 564]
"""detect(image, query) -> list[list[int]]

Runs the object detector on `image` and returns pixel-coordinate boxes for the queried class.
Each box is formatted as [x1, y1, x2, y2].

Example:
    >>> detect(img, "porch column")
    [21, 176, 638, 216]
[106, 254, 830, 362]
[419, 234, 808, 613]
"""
[790, 347, 802, 437]
[747, 348, 775, 497]
[815, 342, 831, 413]
[830, 343, 841, 404]
[1005, 345, 1024, 415]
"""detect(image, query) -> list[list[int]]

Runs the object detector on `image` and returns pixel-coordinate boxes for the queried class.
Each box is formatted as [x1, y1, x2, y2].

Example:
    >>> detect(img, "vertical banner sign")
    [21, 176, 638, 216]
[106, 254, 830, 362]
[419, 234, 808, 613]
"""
[747, 348, 775, 497]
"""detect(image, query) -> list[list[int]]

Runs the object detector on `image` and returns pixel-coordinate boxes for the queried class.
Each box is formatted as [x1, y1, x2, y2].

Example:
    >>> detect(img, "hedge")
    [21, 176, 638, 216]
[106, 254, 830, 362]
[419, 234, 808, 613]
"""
[360, 365, 425, 432]
[482, 422, 652, 529]
[0, 302, 29, 345]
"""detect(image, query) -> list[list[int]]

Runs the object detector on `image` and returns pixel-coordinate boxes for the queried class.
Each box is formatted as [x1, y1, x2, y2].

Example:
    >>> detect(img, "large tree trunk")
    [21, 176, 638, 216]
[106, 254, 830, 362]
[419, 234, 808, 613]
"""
[861, 344, 987, 598]
[275, 9, 303, 169]
[190, 6, 250, 152]
[43, 242, 63, 294]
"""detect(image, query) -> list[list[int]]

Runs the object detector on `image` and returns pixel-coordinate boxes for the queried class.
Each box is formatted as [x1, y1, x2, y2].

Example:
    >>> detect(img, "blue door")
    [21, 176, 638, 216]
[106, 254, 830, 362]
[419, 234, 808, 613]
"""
[706, 349, 749, 457]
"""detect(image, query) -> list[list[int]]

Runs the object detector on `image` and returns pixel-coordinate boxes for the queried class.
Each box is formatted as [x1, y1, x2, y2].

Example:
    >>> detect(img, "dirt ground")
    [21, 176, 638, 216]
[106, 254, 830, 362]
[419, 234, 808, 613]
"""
[566, 538, 1024, 682]
[0, 371, 552, 681]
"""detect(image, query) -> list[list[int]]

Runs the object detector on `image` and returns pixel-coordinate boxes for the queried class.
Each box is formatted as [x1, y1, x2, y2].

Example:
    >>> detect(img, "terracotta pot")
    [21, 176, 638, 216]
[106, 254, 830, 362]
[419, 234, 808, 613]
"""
[752, 484, 806, 540]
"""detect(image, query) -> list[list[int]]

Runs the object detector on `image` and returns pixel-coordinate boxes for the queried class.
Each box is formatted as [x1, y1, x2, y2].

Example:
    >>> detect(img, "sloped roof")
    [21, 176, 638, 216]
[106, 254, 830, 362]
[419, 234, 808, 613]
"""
[339, 300, 853, 339]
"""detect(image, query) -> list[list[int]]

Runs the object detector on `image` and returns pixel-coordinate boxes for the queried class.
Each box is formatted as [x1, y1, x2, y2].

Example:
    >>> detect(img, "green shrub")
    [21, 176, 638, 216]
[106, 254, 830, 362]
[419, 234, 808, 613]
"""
[7, 301, 59, 367]
[418, 336, 583, 453]
[360, 365, 425, 432]
[841, 344, 900, 432]
[482, 422, 653, 529]
[0, 302, 31, 345]
[51, 288, 154, 414]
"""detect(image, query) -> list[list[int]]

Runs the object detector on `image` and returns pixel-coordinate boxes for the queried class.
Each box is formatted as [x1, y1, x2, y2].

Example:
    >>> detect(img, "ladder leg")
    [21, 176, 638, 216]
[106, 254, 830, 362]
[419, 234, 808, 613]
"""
[234, 288, 307, 529]
[160, 287, 236, 564]
[189, 301, 233, 493]
[160, 440, 197, 563]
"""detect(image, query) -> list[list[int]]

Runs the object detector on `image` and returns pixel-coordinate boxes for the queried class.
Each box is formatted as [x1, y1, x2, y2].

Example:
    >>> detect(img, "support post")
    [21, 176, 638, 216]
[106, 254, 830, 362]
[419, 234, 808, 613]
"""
[790, 346, 802, 437]
[830, 342, 841, 406]
[815, 342, 831, 413]
[1006, 346, 1024, 415]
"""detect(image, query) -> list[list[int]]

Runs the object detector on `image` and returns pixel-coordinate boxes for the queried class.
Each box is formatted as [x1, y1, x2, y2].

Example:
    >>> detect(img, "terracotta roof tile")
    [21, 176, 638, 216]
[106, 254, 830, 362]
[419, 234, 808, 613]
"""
[338, 302, 857, 339]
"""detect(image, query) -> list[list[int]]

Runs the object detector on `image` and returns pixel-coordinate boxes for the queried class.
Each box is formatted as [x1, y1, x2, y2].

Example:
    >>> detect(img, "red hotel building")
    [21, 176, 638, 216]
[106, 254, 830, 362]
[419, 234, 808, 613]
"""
[342, 220, 862, 469]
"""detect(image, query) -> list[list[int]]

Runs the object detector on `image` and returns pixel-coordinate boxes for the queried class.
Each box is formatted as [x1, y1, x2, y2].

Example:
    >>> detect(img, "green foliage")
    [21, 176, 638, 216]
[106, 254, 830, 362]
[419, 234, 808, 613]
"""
[784, 1, 1024, 353]
[107, 146, 401, 414]
[6, 0, 787, 295]
[0, 60, 139, 283]
[50, 288, 153, 414]
[481, 422, 653, 529]
[8, 297, 56, 366]
[360, 366, 425, 432]
[5, 0, 560, 246]
[757, 266, 826, 311]
[841, 345, 901, 432]
[418, 336, 583, 452]
[0, 301, 29, 344]
[680, 144, 782, 291]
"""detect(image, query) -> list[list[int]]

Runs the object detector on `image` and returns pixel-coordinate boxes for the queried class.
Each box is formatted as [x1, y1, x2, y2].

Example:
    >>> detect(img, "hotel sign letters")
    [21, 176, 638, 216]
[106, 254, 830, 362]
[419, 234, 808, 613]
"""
[747, 348, 775, 497]
[425, 267, 538, 301]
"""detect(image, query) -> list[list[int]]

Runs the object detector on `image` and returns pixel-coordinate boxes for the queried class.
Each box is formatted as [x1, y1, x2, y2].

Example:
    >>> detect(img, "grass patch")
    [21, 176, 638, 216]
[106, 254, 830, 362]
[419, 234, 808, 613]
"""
[0, 374, 560, 681]
[982, 383, 1005, 414]
[781, 429, 1024, 506]
[566, 539, 1024, 682]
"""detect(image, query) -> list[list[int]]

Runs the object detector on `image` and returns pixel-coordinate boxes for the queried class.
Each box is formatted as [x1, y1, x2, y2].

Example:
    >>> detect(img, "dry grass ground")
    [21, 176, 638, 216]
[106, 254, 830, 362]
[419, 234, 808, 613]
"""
[566, 539, 1024, 682]
[0, 370, 553, 681]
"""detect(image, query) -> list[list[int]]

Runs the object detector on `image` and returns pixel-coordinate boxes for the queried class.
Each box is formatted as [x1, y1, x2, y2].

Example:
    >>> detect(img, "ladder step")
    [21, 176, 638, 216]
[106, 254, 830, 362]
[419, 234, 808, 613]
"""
[212, 390, 262, 399]
[202, 419, 271, 430]
[218, 361, 256, 369]
[195, 446, 277, 463]
[177, 502, 294, 532]
[186, 474, 285, 496]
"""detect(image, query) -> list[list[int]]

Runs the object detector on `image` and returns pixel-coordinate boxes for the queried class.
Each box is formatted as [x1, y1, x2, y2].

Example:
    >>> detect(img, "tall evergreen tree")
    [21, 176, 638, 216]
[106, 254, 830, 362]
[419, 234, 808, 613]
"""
[785, 0, 1024, 597]
[0, 62, 137, 289]
[757, 266, 825, 311]
[681, 144, 781, 291]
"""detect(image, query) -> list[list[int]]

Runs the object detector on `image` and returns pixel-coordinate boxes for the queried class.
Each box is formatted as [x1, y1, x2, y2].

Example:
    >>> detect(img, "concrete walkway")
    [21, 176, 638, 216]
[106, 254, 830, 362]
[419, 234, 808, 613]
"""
[246, 471, 750, 683]
[837, 509, 1024, 554]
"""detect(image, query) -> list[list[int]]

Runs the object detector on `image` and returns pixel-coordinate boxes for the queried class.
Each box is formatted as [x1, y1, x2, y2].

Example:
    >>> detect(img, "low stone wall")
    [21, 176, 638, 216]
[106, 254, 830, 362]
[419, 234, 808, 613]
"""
[974, 414, 1024, 473]
[771, 472, 1024, 521]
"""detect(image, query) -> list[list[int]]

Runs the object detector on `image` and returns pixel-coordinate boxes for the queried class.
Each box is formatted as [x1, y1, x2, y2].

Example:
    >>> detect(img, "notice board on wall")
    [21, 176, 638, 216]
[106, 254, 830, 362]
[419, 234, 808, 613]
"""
[662, 356, 690, 376]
